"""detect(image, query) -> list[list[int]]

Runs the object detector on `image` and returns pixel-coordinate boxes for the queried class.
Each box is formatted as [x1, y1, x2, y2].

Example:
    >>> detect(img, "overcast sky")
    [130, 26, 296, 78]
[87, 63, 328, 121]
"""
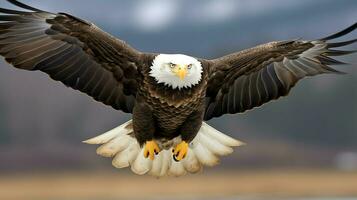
[1, 0, 356, 33]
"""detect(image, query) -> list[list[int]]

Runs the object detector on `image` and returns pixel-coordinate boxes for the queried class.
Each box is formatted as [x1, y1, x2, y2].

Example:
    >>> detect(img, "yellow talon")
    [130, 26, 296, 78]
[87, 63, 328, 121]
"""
[173, 141, 189, 162]
[144, 140, 160, 160]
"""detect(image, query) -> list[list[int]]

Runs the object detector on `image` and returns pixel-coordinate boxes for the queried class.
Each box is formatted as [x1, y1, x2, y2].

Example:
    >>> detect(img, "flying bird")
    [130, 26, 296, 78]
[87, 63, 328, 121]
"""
[0, 0, 356, 177]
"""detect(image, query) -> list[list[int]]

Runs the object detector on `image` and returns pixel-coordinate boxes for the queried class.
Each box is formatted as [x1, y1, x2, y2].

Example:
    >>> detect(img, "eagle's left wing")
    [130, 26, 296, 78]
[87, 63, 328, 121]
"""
[204, 23, 356, 120]
[0, 0, 150, 113]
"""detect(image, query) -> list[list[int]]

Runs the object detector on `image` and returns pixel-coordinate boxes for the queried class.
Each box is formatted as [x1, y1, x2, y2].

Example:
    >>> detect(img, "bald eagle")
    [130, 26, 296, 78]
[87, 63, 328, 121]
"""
[0, 0, 356, 177]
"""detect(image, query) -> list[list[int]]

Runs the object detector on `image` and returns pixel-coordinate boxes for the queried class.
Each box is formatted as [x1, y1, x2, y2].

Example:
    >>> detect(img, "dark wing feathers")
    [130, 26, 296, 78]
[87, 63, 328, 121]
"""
[0, 0, 144, 113]
[6, 0, 45, 12]
[205, 23, 356, 120]
[320, 23, 357, 41]
[1, 1, 355, 120]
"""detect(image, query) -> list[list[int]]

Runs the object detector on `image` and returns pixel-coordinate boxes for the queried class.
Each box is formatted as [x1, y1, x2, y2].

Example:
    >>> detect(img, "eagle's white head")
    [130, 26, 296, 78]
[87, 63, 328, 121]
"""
[150, 54, 203, 90]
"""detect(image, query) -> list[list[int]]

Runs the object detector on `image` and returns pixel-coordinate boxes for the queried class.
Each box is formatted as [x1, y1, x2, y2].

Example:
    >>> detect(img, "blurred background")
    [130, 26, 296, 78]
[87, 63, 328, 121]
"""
[0, 0, 356, 200]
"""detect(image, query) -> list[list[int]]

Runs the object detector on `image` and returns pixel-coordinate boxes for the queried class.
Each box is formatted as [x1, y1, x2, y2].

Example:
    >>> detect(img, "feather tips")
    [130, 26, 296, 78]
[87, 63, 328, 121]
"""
[0, 0, 142, 114]
[84, 120, 244, 177]
[205, 23, 357, 120]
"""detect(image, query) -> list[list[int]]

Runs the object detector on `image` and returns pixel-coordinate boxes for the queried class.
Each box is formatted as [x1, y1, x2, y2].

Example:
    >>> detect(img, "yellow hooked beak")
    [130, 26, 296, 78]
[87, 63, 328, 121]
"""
[174, 65, 188, 80]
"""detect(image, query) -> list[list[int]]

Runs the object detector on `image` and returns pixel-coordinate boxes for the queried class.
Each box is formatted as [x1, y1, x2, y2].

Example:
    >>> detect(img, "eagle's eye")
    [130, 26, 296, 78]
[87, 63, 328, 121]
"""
[187, 64, 193, 69]
[169, 63, 176, 68]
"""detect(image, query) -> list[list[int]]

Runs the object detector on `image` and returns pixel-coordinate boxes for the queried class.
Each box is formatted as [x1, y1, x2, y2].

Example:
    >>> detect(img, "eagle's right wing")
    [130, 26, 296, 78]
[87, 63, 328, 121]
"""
[204, 23, 356, 120]
[0, 0, 150, 113]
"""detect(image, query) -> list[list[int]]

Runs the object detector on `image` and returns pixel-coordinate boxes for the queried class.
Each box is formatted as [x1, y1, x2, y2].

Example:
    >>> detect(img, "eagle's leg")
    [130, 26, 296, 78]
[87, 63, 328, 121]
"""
[173, 109, 204, 162]
[133, 97, 161, 160]
[172, 141, 189, 161]
[144, 140, 160, 160]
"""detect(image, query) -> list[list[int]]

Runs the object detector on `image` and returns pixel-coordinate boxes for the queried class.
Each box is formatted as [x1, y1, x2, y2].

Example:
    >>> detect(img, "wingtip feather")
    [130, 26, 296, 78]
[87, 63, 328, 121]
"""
[6, 0, 44, 12]
[320, 23, 357, 41]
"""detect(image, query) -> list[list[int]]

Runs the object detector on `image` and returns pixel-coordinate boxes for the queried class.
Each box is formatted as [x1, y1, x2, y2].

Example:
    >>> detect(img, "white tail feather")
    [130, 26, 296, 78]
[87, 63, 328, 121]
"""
[182, 149, 202, 173]
[168, 159, 186, 177]
[83, 120, 132, 145]
[148, 151, 164, 176]
[192, 142, 219, 166]
[201, 124, 244, 147]
[198, 131, 233, 156]
[131, 148, 152, 175]
[84, 120, 244, 177]
[96, 136, 130, 157]
[112, 140, 139, 169]
[158, 151, 171, 177]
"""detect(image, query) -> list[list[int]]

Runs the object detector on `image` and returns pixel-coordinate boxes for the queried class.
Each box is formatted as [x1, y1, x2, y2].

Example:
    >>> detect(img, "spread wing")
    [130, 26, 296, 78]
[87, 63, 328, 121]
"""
[0, 0, 147, 113]
[204, 23, 357, 120]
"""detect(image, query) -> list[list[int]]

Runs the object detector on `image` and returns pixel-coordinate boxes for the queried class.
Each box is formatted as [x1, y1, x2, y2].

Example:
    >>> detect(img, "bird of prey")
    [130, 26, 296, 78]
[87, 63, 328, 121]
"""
[0, 0, 356, 177]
